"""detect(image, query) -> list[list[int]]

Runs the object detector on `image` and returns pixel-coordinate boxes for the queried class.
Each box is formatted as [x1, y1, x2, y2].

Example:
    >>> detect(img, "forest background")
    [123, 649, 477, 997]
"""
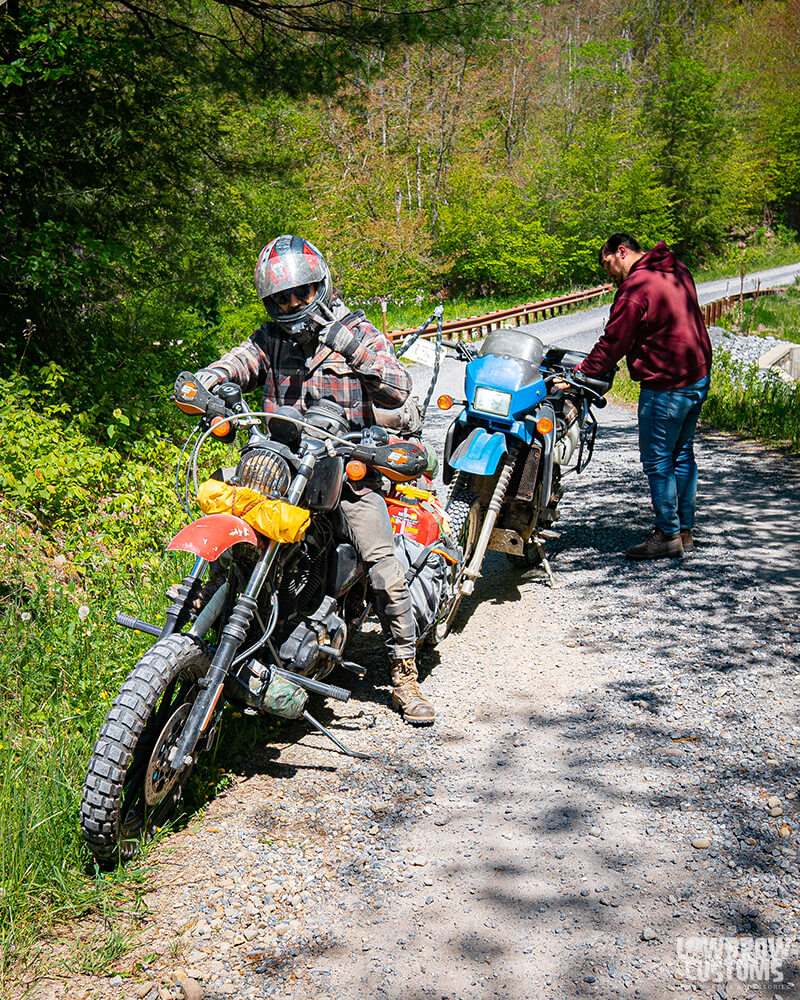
[1, 0, 799, 978]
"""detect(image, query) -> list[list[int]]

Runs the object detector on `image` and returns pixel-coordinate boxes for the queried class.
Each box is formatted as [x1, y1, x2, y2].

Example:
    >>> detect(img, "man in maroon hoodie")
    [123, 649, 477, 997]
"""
[576, 234, 712, 560]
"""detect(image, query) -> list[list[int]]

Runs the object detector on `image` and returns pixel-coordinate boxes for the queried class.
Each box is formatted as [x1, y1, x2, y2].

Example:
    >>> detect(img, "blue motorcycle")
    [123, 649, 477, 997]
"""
[434, 326, 614, 637]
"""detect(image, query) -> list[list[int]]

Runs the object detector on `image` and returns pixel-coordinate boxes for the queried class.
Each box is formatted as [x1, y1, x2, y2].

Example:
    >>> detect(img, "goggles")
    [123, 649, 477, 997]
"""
[270, 283, 315, 307]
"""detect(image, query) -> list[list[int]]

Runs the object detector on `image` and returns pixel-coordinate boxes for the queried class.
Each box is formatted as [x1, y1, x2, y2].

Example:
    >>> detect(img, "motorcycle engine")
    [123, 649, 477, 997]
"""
[278, 596, 347, 677]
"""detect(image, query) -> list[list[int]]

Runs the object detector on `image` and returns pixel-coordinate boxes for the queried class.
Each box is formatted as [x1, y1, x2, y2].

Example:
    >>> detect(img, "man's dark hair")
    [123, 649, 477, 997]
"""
[598, 233, 643, 266]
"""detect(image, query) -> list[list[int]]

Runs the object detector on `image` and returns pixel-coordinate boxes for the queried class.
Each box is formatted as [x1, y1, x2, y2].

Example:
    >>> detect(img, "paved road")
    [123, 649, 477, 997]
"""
[509, 261, 800, 354]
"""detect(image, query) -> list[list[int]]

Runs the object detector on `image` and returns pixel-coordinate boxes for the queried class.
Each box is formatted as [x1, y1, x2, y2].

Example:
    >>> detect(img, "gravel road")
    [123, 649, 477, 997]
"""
[17, 308, 800, 1000]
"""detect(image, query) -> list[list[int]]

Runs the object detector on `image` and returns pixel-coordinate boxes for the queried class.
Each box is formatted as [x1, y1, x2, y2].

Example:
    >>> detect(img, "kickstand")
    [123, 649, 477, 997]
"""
[533, 536, 558, 588]
[303, 710, 371, 760]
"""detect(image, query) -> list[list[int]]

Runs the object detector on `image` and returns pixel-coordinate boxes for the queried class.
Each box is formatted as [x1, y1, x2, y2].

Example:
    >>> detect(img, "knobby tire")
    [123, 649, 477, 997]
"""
[80, 634, 211, 865]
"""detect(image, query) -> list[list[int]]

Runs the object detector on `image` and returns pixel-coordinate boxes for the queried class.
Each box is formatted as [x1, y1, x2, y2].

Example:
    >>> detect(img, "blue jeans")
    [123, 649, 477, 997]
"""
[637, 376, 710, 536]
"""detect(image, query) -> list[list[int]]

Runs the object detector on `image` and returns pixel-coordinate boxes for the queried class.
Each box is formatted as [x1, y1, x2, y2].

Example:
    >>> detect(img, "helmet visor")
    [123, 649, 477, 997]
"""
[270, 283, 315, 308]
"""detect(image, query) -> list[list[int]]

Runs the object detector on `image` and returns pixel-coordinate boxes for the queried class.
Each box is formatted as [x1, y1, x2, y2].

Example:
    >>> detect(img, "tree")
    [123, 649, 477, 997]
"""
[0, 0, 494, 369]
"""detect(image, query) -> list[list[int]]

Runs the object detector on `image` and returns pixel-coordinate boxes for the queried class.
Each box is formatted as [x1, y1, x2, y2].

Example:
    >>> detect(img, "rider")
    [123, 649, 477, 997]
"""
[191, 234, 436, 725]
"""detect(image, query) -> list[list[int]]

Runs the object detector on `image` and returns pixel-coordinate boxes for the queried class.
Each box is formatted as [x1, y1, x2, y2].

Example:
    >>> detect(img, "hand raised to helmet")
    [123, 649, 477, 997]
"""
[319, 319, 363, 359]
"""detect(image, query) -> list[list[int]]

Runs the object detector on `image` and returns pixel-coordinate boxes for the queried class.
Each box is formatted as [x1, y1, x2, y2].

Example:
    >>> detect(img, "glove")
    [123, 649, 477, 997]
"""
[194, 368, 225, 390]
[320, 320, 362, 358]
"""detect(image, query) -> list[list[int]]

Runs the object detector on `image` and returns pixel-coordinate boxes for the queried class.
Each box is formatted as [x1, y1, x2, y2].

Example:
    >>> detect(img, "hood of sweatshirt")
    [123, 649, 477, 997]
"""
[629, 240, 677, 275]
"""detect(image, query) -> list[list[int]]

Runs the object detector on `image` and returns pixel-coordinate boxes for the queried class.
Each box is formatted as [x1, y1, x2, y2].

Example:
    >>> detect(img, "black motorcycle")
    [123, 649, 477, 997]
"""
[80, 375, 434, 864]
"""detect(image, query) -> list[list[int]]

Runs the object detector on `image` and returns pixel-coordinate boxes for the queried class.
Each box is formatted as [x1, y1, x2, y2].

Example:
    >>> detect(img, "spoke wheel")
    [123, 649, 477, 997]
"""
[80, 634, 211, 865]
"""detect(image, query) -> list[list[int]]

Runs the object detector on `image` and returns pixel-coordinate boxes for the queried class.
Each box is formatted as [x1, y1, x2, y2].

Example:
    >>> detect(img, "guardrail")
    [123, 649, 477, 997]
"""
[701, 286, 780, 326]
[388, 282, 784, 344]
[388, 284, 612, 343]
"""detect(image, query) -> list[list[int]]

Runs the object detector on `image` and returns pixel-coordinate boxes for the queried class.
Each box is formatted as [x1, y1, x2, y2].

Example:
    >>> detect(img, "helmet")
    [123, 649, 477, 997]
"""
[254, 234, 332, 337]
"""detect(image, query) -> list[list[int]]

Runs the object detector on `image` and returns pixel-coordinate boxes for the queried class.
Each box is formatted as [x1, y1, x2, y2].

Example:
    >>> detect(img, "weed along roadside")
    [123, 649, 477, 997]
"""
[0, 268, 797, 999]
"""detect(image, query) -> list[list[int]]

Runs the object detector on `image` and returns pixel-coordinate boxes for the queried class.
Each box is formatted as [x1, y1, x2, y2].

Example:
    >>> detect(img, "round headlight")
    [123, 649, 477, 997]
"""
[236, 448, 291, 498]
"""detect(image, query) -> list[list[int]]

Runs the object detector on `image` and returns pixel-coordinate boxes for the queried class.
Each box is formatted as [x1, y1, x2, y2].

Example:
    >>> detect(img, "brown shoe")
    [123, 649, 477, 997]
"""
[680, 529, 694, 553]
[390, 657, 436, 725]
[626, 528, 683, 561]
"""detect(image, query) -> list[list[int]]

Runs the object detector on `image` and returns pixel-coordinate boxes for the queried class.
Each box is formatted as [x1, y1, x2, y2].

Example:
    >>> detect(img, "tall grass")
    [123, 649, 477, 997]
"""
[703, 353, 800, 451]
[717, 281, 800, 344]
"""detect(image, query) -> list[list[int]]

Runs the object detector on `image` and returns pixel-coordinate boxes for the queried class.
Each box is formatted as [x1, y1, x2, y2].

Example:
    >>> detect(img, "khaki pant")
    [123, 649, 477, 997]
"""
[339, 488, 416, 660]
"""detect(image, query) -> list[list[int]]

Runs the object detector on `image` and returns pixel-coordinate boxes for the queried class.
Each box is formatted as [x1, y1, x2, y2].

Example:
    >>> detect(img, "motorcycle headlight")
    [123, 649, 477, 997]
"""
[473, 386, 512, 417]
[236, 448, 291, 498]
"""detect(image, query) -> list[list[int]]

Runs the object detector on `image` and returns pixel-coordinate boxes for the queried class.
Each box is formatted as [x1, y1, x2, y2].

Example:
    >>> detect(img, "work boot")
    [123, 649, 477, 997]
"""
[680, 529, 694, 554]
[626, 528, 683, 561]
[390, 657, 436, 726]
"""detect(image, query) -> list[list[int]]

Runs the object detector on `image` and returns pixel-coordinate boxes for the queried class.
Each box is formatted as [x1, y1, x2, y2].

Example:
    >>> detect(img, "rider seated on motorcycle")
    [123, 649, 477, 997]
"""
[190, 234, 435, 725]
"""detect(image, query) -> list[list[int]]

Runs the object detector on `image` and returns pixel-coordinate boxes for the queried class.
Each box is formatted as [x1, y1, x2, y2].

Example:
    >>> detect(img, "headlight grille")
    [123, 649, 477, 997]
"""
[236, 449, 291, 499]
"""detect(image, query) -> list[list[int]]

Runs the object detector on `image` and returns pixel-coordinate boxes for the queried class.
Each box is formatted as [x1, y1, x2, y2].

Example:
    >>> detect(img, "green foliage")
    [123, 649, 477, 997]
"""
[435, 175, 570, 295]
[704, 352, 800, 451]
[716, 281, 800, 344]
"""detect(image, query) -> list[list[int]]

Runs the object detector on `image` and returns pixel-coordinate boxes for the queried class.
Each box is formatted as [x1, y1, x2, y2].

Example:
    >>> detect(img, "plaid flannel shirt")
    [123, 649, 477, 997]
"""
[206, 302, 410, 427]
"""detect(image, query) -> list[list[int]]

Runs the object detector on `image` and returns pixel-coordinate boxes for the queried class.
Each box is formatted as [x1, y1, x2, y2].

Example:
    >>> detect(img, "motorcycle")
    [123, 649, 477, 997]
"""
[433, 327, 615, 635]
[79, 374, 453, 865]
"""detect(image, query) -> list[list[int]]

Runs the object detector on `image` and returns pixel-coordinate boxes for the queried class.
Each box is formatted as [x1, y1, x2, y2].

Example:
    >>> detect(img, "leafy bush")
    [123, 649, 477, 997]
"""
[704, 351, 800, 451]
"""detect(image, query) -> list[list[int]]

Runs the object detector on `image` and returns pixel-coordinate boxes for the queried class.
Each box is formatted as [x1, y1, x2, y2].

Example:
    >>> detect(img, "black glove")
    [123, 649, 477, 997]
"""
[320, 320, 362, 358]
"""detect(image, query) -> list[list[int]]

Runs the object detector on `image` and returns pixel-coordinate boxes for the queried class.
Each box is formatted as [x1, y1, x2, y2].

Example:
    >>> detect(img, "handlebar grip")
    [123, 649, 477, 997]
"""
[578, 375, 612, 394]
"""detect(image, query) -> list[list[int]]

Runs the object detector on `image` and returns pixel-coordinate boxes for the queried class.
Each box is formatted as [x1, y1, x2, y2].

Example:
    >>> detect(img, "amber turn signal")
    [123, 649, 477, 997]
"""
[437, 394, 454, 410]
[536, 416, 554, 434]
[346, 460, 368, 481]
[210, 415, 232, 437]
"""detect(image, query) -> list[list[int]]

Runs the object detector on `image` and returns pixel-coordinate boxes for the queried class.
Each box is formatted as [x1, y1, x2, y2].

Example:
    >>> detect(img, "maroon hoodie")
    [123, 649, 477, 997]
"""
[578, 242, 712, 390]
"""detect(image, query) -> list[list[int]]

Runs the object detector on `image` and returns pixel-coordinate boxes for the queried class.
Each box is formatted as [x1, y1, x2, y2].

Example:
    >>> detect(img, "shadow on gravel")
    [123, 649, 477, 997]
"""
[423, 692, 800, 995]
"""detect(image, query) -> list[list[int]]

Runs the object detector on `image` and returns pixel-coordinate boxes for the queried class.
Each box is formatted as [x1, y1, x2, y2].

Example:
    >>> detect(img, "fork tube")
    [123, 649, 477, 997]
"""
[461, 460, 514, 596]
[169, 454, 317, 770]
[159, 556, 208, 639]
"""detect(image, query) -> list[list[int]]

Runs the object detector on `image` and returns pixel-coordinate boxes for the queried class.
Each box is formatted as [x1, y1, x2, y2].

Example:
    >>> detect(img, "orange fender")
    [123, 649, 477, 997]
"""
[167, 514, 261, 561]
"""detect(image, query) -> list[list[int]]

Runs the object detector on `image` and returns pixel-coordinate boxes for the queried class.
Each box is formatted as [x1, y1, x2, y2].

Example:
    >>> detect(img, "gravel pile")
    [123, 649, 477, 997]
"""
[709, 326, 787, 368]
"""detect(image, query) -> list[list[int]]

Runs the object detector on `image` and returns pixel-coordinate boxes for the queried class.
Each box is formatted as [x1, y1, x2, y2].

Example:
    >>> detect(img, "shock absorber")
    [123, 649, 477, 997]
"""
[460, 457, 515, 596]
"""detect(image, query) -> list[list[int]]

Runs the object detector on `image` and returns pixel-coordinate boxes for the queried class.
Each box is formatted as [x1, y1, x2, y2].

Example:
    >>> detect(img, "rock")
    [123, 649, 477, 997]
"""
[641, 928, 657, 941]
[177, 980, 204, 1000]
[779, 824, 792, 839]
[770, 806, 784, 817]
[691, 837, 711, 850]
[767, 795, 782, 809]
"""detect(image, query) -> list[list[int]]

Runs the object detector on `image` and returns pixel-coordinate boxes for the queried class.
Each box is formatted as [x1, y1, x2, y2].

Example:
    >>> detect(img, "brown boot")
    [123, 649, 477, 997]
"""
[680, 529, 694, 554]
[390, 657, 436, 726]
[626, 528, 683, 561]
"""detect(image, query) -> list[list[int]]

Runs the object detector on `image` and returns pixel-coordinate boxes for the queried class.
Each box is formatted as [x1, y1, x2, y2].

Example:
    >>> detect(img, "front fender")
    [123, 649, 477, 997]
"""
[449, 427, 508, 476]
[167, 514, 260, 561]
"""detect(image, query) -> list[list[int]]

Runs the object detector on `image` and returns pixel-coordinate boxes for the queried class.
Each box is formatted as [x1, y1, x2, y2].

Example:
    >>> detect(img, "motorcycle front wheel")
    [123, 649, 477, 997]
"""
[80, 634, 211, 865]
[429, 488, 482, 644]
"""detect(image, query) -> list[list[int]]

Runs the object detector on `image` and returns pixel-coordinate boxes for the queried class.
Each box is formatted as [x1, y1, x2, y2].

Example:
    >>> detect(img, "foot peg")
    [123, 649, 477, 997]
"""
[340, 660, 367, 679]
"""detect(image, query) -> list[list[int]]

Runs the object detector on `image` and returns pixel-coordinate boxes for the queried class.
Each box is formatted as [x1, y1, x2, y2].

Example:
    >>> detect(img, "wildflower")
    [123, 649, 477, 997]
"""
[78, 605, 90, 621]
[19, 611, 32, 622]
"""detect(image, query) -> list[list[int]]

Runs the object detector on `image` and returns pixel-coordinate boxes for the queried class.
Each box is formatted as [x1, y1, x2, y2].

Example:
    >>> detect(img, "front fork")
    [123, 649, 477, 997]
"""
[169, 452, 317, 771]
[460, 458, 516, 596]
